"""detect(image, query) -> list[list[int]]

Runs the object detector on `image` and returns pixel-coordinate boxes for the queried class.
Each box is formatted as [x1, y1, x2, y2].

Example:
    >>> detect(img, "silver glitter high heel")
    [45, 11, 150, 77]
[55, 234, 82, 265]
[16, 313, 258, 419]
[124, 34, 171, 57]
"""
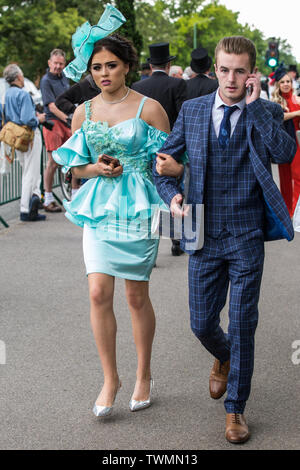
[93, 380, 122, 417]
[129, 378, 154, 412]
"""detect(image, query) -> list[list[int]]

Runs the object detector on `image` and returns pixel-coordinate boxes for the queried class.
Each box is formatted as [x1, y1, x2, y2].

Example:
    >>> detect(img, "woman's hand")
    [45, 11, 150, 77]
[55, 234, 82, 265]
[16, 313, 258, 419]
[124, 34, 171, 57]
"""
[96, 155, 123, 178]
[156, 153, 184, 177]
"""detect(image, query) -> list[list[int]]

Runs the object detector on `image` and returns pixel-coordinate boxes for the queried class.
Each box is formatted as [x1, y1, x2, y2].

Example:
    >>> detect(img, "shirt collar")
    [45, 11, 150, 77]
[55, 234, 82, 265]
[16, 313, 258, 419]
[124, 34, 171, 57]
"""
[215, 88, 246, 111]
[47, 70, 64, 80]
[152, 70, 168, 75]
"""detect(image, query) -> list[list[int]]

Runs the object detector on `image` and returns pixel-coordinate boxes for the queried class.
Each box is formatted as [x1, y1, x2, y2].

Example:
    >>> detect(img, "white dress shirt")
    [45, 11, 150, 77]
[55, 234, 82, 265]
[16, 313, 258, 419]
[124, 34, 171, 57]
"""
[212, 89, 246, 138]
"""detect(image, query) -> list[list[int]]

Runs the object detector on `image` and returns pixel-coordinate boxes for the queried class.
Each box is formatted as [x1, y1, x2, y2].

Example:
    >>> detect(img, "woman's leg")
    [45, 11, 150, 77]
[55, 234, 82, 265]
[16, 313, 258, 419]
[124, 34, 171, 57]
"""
[125, 280, 155, 401]
[88, 272, 119, 406]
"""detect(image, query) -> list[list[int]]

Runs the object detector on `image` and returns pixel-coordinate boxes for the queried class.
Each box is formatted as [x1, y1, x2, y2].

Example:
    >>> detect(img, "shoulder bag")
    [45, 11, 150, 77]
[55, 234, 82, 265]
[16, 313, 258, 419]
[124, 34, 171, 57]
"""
[0, 92, 34, 163]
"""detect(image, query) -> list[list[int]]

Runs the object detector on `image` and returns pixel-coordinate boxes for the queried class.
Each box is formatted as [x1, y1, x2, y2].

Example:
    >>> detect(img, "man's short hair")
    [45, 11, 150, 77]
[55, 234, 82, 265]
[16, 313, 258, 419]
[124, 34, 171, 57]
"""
[3, 64, 23, 84]
[215, 36, 256, 72]
[169, 65, 182, 77]
[151, 63, 168, 70]
[49, 48, 66, 60]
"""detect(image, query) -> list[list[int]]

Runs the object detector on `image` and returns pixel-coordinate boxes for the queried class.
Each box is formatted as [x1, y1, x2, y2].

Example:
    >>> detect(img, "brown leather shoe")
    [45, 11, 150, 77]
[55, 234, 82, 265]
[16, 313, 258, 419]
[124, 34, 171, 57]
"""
[225, 413, 250, 444]
[43, 201, 62, 213]
[209, 359, 230, 399]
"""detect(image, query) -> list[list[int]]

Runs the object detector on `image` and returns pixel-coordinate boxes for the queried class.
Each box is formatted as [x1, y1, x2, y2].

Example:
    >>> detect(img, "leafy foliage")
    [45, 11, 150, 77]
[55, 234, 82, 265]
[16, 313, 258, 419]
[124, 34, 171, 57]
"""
[135, 0, 299, 77]
[135, 1, 177, 62]
[115, 0, 143, 84]
[0, 0, 298, 83]
[0, 0, 85, 80]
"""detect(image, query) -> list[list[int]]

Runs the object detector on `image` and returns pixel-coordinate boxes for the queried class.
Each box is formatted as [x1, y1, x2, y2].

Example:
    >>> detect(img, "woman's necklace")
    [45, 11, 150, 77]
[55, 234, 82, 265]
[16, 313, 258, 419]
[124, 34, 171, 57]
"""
[100, 87, 130, 105]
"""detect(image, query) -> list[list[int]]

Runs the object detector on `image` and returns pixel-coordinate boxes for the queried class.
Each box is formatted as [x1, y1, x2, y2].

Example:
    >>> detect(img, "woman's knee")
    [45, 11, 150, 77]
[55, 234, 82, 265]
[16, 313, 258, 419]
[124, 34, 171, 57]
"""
[126, 290, 148, 311]
[125, 281, 149, 311]
[89, 283, 112, 307]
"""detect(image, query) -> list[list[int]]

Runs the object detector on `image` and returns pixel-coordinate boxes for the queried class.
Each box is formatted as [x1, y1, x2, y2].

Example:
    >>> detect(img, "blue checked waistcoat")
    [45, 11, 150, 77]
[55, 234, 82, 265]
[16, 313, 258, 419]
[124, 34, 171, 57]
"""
[205, 108, 264, 237]
[153, 92, 296, 254]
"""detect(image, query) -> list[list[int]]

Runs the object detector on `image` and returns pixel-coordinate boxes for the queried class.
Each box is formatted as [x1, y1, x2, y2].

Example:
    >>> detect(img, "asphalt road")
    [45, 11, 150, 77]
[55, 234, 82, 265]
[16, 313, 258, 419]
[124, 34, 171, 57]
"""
[0, 195, 300, 450]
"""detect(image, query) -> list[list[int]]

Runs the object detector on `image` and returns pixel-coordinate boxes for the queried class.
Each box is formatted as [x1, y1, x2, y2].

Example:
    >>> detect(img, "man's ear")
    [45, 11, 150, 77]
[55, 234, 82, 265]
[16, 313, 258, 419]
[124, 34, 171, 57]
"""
[214, 63, 218, 73]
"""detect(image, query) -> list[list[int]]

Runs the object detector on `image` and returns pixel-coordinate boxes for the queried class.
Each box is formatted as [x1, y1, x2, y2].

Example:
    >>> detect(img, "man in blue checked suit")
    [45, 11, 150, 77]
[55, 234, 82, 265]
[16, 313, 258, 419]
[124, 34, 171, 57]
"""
[153, 36, 296, 444]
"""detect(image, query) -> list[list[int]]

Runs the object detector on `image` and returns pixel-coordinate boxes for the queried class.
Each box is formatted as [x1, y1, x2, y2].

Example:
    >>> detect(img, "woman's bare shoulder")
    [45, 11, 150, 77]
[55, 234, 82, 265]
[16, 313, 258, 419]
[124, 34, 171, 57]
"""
[141, 97, 170, 133]
[143, 97, 164, 113]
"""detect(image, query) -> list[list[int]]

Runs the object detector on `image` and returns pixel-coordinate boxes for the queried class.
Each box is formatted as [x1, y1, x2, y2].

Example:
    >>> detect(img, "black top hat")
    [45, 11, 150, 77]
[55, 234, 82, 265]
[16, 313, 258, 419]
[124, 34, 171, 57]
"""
[288, 64, 299, 78]
[288, 64, 298, 73]
[147, 42, 176, 65]
[274, 63, 287, 82]
[190, 47, 212, 74]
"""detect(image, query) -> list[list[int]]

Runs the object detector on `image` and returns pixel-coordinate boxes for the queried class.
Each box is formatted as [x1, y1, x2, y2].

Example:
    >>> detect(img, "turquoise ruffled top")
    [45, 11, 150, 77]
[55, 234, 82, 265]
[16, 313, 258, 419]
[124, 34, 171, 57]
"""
[52, 98, 169, 234]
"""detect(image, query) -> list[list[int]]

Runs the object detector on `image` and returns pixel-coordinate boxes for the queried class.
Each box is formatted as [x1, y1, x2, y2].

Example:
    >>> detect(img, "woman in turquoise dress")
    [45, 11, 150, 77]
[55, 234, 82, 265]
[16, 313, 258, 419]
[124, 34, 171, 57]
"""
[53, 8, 184, 418]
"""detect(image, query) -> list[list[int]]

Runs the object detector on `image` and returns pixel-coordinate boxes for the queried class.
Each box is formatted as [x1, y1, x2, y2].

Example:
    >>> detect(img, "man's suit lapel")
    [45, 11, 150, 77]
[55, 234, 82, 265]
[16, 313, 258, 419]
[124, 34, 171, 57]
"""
[194, 91, 216, 161]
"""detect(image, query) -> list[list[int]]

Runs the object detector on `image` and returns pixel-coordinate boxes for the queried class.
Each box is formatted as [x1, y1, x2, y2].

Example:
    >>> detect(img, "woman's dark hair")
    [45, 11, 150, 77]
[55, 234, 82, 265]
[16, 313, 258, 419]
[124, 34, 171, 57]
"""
[88, 33, 138, 71]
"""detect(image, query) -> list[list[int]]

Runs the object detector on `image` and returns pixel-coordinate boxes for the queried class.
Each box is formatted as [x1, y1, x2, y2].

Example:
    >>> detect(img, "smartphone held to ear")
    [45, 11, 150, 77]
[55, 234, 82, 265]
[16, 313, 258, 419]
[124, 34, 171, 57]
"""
[246, 85, 253, 96]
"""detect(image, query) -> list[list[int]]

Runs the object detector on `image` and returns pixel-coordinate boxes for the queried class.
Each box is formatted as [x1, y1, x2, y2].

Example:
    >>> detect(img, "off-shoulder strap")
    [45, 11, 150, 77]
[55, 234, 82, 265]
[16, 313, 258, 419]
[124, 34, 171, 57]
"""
[85, 100, 92, 120]
[136, 96, 148, 118]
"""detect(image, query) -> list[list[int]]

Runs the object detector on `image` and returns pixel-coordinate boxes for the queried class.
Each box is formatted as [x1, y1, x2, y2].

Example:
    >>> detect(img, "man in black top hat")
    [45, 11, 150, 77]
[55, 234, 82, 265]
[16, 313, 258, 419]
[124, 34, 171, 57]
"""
[131, 42, 187, 130]
[288, 64, 300, 95]
[186, 47, 218, 100]
[132, 42, 187, 256]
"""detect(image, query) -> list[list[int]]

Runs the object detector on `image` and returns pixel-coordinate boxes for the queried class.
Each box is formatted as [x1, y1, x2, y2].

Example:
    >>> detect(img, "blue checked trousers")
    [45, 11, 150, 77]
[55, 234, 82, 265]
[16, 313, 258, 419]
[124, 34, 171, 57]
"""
[189, 229, 265, 413]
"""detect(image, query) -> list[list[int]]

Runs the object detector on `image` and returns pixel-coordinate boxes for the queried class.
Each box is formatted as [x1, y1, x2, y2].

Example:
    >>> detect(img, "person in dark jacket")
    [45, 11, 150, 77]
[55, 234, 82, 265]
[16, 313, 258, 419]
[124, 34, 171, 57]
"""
[55, 74, 100, 115]
[186, 47, 218, 100]
[131, 42, 186, 130]
[132, 42, 187, 255]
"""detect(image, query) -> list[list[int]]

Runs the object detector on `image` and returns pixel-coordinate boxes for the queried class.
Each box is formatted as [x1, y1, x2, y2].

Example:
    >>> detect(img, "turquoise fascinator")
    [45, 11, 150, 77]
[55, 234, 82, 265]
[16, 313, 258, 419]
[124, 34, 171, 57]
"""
[64, 4, 126, 82]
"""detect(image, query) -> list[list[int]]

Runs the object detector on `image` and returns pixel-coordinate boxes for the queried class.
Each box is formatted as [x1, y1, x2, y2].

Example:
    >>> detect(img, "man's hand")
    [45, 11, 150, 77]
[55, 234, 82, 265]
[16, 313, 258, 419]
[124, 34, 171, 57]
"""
[36, 112, 46, 124]
[48, 102, 68, 123]
[156, 152, 184, 177]
[170, 193, 189, 218]
[245, 72, 261, 105]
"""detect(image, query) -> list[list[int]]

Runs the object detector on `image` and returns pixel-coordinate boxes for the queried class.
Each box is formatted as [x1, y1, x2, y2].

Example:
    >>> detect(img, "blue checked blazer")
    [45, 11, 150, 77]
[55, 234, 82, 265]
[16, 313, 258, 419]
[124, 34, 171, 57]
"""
[153, 92, 296, 254]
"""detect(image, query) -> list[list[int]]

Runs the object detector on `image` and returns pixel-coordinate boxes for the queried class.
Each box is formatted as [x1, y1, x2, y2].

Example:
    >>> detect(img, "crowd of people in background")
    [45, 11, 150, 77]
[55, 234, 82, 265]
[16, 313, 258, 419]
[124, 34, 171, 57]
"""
[0, 2, 299, 446]
[1, 38, 299, 226]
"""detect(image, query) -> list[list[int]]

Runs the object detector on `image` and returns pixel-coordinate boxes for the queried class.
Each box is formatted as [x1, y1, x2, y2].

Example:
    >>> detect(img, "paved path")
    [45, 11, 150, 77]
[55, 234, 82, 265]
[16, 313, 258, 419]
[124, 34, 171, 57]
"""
[0, 204, 300, 450]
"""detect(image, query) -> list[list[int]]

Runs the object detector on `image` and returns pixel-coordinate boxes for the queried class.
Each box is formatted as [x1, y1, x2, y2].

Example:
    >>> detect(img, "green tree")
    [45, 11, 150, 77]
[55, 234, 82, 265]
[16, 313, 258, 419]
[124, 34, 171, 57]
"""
[55, 0, 104, 24]
[155, 0, 205, 19]
[135, 1, 176, 62]
[0, 0, 85, 80]
[173, 2, 243, 68]
[114, 0, 143, 84]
